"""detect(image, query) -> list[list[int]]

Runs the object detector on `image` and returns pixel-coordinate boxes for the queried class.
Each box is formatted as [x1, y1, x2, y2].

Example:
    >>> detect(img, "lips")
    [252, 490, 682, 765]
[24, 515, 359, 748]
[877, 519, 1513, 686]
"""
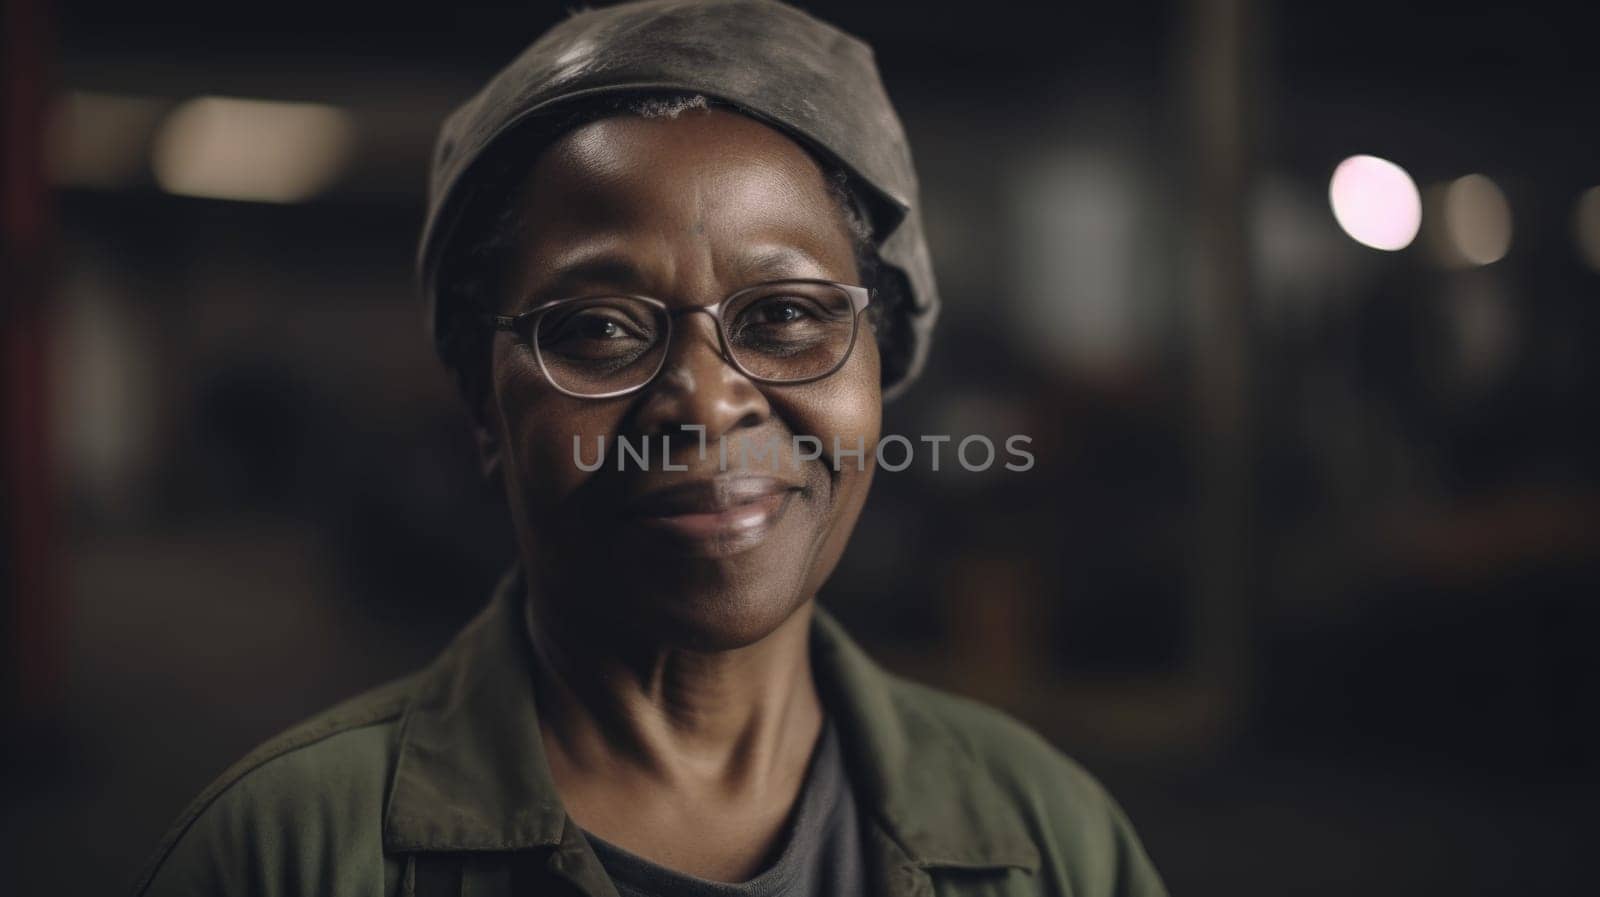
[624, 476, 799, 556]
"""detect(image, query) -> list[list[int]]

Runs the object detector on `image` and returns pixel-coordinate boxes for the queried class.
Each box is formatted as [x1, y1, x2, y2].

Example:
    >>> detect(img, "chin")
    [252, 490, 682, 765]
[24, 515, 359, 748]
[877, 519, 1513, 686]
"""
[631, 559, 814, 652]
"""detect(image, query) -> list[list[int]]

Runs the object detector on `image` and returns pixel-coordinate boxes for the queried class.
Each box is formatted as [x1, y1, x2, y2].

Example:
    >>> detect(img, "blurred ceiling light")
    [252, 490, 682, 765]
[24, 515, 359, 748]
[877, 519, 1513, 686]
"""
[1441, 174, 1512, 266]
[1328, 154, 1421, 251]
[49, 91, 167, 188]
[1576, 187, 1600, 272]
[152, 96, 356, 203]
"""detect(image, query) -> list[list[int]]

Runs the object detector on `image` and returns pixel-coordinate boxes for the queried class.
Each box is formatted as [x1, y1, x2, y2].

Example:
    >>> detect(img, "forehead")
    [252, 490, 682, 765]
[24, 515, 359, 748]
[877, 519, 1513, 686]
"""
[505, 108, 856, 291]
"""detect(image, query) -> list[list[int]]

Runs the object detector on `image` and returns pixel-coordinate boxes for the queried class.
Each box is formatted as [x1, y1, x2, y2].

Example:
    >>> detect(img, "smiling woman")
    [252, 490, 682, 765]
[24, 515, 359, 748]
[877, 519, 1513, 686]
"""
[479, 106, 882, 650]
[133, 2, 1166, 896]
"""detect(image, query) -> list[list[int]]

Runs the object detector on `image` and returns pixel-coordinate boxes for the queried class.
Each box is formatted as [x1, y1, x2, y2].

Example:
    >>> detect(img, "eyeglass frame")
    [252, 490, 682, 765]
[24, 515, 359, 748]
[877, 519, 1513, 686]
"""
[482, 278, 874, 400]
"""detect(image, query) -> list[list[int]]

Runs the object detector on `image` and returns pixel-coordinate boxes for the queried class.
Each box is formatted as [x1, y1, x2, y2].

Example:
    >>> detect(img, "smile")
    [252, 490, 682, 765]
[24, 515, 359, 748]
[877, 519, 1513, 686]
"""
[624, 476, 799, 556]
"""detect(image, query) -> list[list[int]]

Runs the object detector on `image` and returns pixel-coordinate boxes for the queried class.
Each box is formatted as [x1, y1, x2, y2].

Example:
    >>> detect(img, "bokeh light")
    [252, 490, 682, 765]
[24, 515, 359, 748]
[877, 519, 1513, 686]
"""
[1329, 154, 1422, 251]
[1442, 174, 1512, 266]
[1576, 186, 1600, 272]
[152, 96, 356, 204]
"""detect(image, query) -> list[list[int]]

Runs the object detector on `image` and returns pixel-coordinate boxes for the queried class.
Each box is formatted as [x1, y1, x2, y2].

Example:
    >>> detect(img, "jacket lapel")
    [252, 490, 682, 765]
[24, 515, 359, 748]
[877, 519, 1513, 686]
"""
[383, 567, 567, 854]
[811, 607, 1042, 877]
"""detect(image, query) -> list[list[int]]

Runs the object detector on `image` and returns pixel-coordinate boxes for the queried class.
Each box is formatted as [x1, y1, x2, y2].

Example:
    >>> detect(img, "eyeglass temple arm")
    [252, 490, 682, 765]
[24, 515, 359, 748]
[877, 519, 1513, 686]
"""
[845, 283, 873, 312]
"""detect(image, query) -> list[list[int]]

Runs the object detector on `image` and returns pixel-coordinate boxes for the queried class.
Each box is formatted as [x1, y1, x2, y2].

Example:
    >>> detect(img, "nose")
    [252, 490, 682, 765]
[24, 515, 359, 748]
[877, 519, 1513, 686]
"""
[632, 312, 770, 444]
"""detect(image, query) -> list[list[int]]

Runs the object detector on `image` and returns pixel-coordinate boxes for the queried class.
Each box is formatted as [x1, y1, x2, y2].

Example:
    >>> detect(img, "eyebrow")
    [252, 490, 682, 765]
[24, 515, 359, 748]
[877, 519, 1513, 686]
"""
[525, 252, 648, 307]
[736, 245, 831, 281]
[524, 244, 836, 309]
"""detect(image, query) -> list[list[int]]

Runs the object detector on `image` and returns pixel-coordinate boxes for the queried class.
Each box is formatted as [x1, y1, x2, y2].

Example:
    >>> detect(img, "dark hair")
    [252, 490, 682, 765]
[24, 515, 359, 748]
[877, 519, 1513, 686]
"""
[435, 90, 909, 419]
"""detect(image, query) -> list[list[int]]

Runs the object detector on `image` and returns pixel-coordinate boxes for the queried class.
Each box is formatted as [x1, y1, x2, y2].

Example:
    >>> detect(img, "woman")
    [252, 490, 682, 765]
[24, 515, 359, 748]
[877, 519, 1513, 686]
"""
[137, 2, 1167, 895]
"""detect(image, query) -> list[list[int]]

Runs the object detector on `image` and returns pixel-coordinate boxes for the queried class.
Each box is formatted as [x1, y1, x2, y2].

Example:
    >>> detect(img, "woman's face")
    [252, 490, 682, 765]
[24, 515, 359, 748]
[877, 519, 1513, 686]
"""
[483, 107, 881, 651]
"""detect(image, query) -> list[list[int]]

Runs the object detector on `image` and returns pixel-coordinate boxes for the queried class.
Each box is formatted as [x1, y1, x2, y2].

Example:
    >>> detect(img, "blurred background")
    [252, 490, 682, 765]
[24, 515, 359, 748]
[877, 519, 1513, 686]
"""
[3, 0, 1597, 894]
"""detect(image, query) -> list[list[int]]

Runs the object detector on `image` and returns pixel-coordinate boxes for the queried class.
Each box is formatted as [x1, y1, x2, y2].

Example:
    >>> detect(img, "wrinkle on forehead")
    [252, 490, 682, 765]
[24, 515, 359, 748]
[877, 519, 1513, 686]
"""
[515, 110, 855, 274]
[496, 109, 863, 329]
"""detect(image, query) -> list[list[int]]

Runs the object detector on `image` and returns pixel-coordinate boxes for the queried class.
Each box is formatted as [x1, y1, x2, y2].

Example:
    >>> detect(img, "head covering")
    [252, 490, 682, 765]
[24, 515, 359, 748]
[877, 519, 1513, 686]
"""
[418, 0, 938, 398]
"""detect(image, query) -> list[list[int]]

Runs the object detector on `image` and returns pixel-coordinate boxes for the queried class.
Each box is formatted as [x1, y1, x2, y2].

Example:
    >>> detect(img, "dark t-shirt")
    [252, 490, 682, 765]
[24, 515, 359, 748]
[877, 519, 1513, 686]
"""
[582, 719, 865, 897]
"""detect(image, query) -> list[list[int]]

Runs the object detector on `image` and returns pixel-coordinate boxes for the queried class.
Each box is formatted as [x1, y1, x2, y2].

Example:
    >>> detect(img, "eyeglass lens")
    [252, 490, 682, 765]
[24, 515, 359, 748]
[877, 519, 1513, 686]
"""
[533, 282, 858, 396]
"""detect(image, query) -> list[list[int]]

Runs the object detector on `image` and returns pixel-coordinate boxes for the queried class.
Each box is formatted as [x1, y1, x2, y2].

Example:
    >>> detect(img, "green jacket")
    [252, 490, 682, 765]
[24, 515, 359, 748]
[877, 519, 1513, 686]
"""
[136, 572, 1168, 897]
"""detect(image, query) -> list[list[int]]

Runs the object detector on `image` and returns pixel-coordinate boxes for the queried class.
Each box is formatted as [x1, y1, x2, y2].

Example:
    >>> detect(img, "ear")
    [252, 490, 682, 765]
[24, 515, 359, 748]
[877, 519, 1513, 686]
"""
[460, 348, 502, 480]
[467, 374, 502, 480]
[473, 417, 503, 480]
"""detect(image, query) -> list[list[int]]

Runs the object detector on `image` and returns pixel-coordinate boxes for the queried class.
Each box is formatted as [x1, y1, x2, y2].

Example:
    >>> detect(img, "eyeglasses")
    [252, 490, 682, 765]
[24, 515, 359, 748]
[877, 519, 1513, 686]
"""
[484, 279, 873, 399]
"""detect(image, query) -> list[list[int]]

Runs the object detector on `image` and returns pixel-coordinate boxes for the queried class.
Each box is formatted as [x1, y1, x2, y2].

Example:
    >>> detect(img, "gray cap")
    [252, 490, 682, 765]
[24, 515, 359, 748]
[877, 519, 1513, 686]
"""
[418, 0, 938, 399]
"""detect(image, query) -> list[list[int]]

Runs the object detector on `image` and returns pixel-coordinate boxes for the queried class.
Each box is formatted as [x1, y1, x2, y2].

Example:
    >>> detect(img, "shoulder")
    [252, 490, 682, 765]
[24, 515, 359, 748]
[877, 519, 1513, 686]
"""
[134, 674, 418, 897]
[881, 674, 1168, 897]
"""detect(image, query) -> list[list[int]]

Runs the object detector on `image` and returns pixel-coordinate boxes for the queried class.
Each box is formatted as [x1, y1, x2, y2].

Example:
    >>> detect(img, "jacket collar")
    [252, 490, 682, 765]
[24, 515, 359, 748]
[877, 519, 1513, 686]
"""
[383, 568, 1040, 873]
[383, 566, 566, 852]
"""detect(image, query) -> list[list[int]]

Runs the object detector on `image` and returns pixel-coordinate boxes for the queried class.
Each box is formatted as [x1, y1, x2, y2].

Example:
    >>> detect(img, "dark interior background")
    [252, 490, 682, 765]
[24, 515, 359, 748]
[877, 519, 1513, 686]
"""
[4, 0, 1597, 894]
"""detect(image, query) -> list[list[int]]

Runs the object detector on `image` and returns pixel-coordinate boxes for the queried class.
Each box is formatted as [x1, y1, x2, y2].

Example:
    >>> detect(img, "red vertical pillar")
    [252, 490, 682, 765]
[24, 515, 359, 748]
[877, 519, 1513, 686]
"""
[2, 0, 62, 722]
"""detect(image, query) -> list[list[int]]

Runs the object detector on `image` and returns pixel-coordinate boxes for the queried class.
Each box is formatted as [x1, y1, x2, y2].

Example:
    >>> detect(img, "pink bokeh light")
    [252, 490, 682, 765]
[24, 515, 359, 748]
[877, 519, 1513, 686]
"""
[1328, 154, 1422, 251]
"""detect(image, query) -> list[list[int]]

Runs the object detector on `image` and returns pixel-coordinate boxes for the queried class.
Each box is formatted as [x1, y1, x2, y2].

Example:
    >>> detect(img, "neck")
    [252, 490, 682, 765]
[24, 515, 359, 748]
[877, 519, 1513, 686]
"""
[525, 588, 824, 797]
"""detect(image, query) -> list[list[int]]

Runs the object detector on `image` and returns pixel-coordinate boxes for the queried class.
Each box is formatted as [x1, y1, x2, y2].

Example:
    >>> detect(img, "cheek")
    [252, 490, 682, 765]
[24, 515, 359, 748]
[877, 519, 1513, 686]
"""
[783, 336, 882, 493]
[490, 340, 623, 513]
[832, 335, 883, 452]
[779, 339, 881, 594]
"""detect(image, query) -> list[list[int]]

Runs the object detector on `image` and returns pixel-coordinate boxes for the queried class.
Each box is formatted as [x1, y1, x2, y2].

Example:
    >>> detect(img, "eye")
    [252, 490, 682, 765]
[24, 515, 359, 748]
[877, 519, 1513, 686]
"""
[751, 299, 814, 324]
[727, 286, 855, 365]
[576, 316, 628, 339]
[545, 310, 645, 344]
[536, 299, 661, 364]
